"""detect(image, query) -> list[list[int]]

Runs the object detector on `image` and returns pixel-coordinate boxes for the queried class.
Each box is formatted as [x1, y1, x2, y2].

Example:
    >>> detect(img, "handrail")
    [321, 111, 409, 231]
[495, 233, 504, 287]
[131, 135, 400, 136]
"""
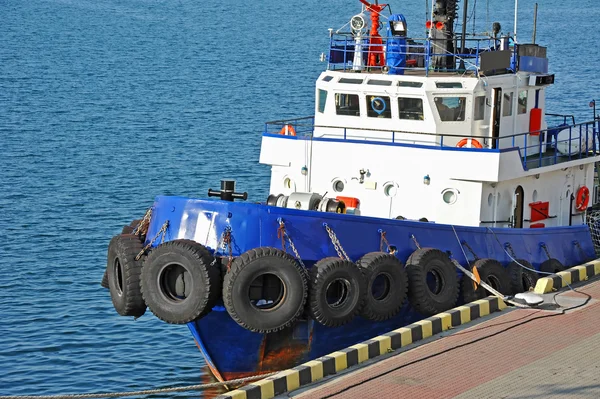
[327, 32, 511, 75]
[263, 117, 600, 171]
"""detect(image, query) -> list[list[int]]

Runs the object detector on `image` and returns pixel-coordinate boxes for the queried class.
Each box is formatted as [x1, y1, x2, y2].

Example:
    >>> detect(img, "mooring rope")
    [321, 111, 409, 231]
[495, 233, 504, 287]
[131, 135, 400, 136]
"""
[0, 372, 277, 399]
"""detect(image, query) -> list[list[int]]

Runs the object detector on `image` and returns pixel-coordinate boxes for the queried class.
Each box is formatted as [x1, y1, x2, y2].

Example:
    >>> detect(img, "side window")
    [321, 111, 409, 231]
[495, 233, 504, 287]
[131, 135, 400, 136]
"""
[434, 97, 466, 122]
[474, 96, 485, 121]
[503, 92, 514, 117]
[398, 97, 424, 120]
[335, 93, 360, 116]
[318, 89, 328, 113]
[518, 90, 528, 114]
[366, 95, 391, 118]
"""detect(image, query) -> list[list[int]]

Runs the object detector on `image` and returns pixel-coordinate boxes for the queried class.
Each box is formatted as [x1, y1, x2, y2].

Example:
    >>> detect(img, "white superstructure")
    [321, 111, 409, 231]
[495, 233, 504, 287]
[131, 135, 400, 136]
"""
[259, 8, 599, 229]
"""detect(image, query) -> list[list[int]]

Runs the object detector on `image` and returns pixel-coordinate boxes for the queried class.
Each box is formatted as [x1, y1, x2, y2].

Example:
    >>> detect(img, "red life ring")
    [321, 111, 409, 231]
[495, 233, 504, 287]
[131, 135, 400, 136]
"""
[279, 125, 296, 136]
[576, 186, 590, 211]
[456, 138, 483, 149]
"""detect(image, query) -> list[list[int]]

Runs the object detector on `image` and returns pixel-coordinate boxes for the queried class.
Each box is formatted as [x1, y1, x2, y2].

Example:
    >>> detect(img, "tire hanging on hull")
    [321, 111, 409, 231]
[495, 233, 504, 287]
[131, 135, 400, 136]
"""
[102, 219, 144, 289]
[141, 239, 221, 324]
[507, 259, 539, 294]
[539, 258, 565, 275]
[461, 258, 511, 303]
[106, 234, 147, 317]
[308, 257, 366, 327]
[406, 248, 459, 316]
[223, 247, 307, 333]
[357, 252, 408, 321]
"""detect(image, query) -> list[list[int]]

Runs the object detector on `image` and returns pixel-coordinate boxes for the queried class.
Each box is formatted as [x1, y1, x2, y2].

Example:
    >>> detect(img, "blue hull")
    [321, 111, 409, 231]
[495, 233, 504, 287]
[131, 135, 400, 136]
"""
[145, 195, 595, 378]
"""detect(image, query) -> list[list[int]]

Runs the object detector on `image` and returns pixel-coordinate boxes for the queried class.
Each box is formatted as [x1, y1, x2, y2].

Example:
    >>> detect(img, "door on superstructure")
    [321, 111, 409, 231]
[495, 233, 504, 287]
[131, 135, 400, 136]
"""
[513, 185, 524, 228]
[491, 88, 502, 149]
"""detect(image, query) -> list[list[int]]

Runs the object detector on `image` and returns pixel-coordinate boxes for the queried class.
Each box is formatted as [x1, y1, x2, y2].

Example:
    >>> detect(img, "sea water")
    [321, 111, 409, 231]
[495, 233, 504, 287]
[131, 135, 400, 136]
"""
[1, 0, 598, 397]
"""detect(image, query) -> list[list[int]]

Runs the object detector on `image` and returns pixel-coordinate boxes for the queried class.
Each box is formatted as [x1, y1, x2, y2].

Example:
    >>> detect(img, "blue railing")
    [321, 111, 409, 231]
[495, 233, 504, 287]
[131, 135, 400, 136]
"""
[327, 33, 509, 75]
[264, 117, 600, 171]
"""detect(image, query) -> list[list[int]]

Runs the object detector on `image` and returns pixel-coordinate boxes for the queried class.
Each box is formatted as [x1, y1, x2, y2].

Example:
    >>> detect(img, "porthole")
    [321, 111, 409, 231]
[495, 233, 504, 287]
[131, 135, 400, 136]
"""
[383, 182, 399, 197]
[532, 190, 538, 202]
[332, 178, 345, 193]
[442, 189, 458, 205]
[488, 193, 493, 206]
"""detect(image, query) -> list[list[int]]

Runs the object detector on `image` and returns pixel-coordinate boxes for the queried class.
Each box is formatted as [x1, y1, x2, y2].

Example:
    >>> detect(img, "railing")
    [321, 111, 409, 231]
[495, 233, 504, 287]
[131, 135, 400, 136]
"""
[327, 33, 509, 76]
[264, 117, 600, 171]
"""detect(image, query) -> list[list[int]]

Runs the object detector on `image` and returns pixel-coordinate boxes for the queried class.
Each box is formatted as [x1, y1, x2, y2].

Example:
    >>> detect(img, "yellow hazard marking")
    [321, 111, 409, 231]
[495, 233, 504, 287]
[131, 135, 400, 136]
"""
[534, 277, 553, 294]
[497, 298, 508, 310]
[474, 299, 490, 316]
[454, 306, 471, 324]
[436, 313, 453, 331]
[415, 320, 433, 338]
[276, 369, 300, 391]
[328, 351, 348, 372]
[594, 261, 600, 275]
[252, 379, 274, 398]
[392, 327, 413, 346]
[573, 265, 588, 281]
[557, 271, 571, 286]
[226, 390, 247, 399]
[304, 360, 324, 381]
[349, 343, 369, 363]
[372, 335, 392, 354]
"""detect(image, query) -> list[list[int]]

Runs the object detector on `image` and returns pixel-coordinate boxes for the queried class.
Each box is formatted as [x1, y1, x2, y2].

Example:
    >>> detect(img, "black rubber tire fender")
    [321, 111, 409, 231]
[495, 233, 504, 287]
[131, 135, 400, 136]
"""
[406, 248, 459, 316]
[141, 239, 221, 324]
[223, 247, 307, 333]
[461, 258, 512, 303]
[539, 258, 565, 275]
[507, 259, 539, 294]
[106, 234, 146, 317]
[357, 252, 408, 321]
[102, 219, 143, 289]
[308, 257, 366, 327]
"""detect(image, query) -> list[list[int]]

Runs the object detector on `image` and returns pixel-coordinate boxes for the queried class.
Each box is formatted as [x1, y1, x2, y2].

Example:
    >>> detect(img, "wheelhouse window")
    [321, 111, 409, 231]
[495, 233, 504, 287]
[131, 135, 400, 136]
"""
[518, 91, 528, 114]
[335, 93, 360, 116]
[318, 89, 328, 113]
[503, 92, 514, 117]
[474, 96, 485, 121]
[366, 95, 391, 118]
[398, 97, 424, 120]
[434, 97, 466, 122]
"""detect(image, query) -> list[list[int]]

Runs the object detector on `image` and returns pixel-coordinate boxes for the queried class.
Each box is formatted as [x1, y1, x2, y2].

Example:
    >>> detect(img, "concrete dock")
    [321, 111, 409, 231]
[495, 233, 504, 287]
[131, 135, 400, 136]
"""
[285, 278, 600, 398]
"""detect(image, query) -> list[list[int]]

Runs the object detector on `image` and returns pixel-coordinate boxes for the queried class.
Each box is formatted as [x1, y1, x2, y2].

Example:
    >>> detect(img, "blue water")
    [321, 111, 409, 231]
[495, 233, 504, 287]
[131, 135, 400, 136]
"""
[1, 0, 598, 397]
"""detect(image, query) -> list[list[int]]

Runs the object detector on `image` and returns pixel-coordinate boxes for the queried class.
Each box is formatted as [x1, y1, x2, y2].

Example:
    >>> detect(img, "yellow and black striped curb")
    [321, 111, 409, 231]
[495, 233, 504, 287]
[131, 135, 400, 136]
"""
[217, 297, 507, 399]
[534, 259, 600, 294]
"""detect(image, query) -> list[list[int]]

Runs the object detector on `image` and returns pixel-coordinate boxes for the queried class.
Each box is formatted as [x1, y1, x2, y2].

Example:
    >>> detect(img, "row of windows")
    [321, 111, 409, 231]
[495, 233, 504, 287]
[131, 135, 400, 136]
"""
[330, 92, 425, 120]
[319, 89, 534, 122]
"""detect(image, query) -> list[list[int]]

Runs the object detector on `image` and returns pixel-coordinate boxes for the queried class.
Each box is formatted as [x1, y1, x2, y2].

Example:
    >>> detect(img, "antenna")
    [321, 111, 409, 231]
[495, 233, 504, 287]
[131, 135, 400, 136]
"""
[513, 0, 518, 42]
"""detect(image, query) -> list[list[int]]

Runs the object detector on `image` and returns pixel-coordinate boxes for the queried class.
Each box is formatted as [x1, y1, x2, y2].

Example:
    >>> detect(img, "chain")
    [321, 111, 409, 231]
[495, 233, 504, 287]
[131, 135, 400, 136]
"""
[504, 242, 518, 260]
[323, 223, 350, 261]
[540, 243, 552, 260]
[410, 234, 421, 250]
[461, 240, 479, 260]
[277, 219, 306, 269]
[573, 240, 586, 260]
[378, 230, 396, 254]
[132, 208, 152, 237]
[0, 372, 278, 399]
[135, 220, 169, 261]
[222, 226, 233, 271]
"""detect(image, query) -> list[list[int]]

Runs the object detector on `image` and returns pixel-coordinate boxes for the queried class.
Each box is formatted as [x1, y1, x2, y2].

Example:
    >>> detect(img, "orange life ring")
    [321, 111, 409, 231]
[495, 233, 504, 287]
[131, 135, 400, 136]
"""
[576, 186, 590, 211]
[456, 138, 483, 149]
[279, 125, 296, 136]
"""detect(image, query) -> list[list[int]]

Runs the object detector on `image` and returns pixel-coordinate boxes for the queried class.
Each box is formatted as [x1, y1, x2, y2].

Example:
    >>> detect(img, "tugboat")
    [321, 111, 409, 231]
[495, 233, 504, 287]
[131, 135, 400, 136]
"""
[103, 0, 600, 381]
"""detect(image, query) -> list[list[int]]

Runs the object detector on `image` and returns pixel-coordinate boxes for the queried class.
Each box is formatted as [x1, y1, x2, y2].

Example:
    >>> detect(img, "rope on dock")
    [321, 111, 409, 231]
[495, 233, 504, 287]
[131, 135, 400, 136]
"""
[0, 372, 277, 399]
